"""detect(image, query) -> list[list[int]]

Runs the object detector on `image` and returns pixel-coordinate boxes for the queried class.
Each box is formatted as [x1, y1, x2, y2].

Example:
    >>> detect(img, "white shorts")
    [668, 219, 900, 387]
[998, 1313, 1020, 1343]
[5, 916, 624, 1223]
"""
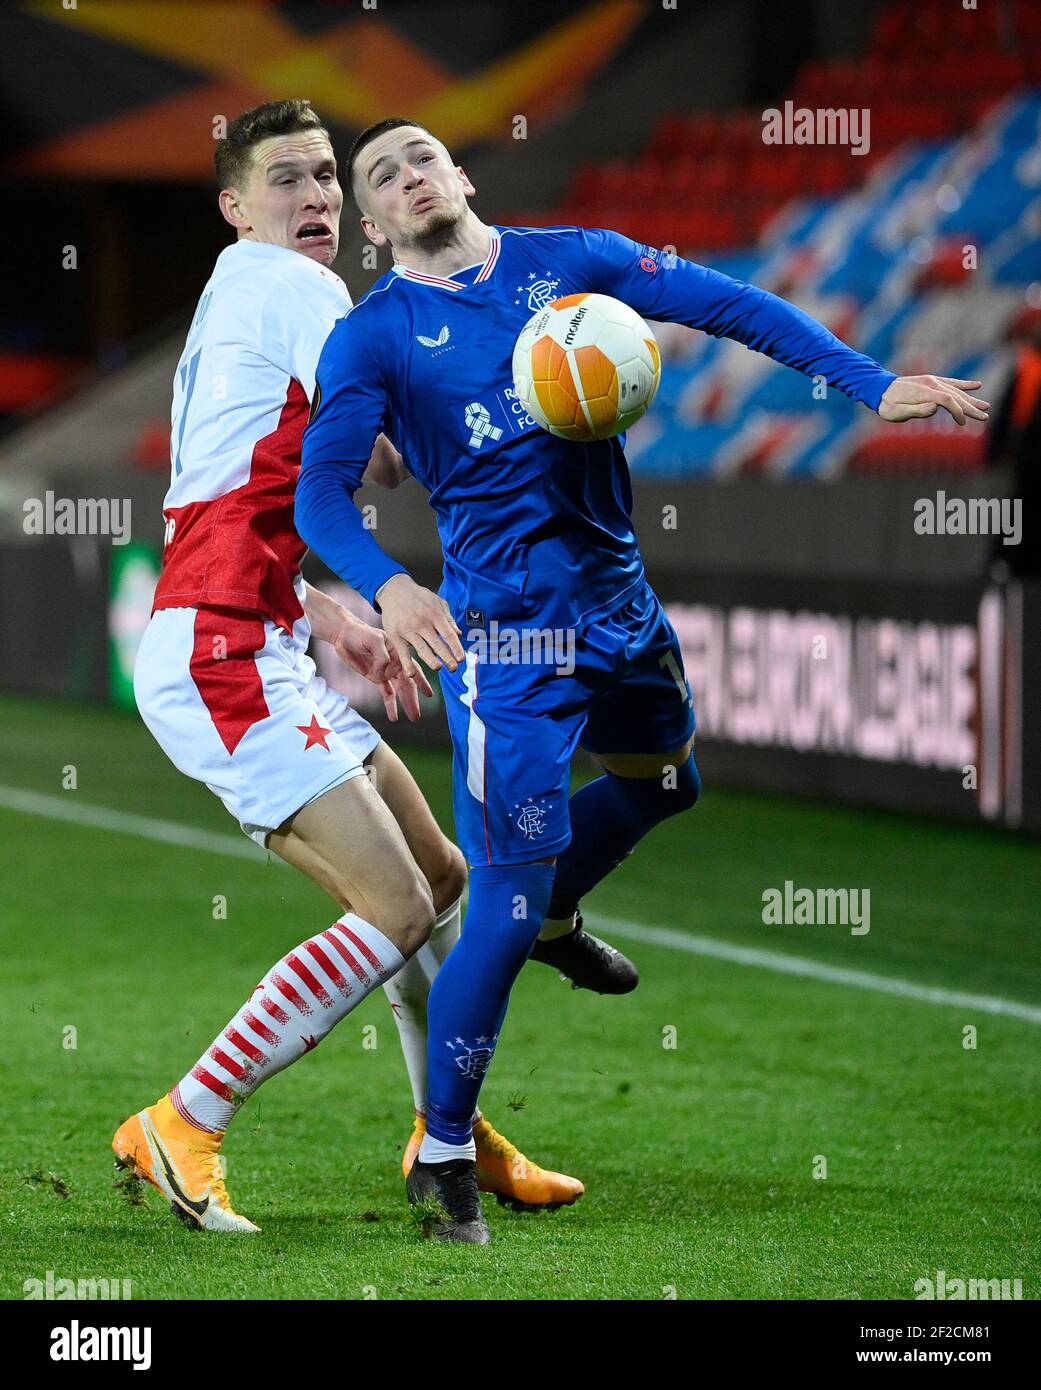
[134, 606, 381, 845]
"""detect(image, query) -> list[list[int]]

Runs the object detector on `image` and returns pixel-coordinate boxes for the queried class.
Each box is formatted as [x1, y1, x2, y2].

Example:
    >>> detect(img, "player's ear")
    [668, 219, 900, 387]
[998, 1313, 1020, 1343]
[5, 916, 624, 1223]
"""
[456, 166, 476, 197]
[218, 187, 250, 233]
[361, 215, 388, 249]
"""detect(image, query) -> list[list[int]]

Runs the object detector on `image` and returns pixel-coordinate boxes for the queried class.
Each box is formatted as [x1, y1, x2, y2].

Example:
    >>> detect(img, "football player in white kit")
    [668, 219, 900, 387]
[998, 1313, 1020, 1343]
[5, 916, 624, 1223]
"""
[112, 100, 583, 1232]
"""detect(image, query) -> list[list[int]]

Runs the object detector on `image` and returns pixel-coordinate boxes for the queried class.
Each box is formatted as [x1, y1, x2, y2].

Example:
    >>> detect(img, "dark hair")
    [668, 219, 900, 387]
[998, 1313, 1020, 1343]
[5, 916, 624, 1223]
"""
[215, 99, 329, 190]
[345, 117, 432, 200]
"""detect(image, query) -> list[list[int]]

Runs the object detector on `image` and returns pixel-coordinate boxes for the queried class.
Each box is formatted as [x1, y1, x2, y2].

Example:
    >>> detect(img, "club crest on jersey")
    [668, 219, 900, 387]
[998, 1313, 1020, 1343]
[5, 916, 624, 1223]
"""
[464, 402, 504, 450]
[513, 796, 550, 838]
[417, 325, 451, 353]
[516, 272, 560, 312]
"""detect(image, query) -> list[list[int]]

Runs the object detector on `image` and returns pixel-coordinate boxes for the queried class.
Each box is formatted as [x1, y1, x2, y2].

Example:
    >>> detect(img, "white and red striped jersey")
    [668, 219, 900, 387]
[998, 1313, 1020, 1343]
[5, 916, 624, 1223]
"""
[153, 239, 351, 631]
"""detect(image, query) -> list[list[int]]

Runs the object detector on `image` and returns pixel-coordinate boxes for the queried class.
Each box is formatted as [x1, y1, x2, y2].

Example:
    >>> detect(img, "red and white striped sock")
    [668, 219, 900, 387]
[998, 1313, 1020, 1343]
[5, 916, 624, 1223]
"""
[171, 912, 404, 1133]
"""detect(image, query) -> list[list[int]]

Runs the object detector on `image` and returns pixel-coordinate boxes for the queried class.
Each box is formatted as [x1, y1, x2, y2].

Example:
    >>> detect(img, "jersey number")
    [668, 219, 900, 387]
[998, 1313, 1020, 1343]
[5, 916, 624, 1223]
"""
[659, 650, 692, 705]
[173, 348, 202, 477]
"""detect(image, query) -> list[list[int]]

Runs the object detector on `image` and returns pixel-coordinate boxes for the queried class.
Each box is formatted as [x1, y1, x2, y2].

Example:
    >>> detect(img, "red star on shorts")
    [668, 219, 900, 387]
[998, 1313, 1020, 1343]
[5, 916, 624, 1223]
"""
[300, 1034, 318, 1052]
[296, 715, 333, 751]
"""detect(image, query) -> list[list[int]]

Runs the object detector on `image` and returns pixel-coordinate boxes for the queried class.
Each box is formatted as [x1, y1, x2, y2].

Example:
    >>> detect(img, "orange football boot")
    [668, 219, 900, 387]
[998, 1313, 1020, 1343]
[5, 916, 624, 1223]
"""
[112, 1095, 259, 1233]
[403, 1110, 584, 1210]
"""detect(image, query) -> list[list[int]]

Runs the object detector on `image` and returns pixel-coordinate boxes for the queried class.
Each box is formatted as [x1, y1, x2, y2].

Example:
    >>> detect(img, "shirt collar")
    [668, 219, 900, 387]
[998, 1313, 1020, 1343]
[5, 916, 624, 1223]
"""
[392, 228, 500, 292]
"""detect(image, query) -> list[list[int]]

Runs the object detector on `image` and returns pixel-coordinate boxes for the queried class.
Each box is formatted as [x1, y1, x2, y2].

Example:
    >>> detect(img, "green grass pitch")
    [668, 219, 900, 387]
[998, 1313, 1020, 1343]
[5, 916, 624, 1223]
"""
[0, 692, 1038, 1300]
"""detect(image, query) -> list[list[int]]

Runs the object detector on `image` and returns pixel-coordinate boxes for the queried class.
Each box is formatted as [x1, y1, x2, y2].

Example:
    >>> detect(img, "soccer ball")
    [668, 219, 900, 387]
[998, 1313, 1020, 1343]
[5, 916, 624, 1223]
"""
[512, 292, 661, 442]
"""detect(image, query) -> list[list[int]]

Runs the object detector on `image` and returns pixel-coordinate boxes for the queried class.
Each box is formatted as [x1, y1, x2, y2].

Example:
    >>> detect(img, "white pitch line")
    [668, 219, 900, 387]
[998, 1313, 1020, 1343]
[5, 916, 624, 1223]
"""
[5, 783, 1040, 1027]
[582, 913, 1041, 1026]
[0, 784, 264, 862]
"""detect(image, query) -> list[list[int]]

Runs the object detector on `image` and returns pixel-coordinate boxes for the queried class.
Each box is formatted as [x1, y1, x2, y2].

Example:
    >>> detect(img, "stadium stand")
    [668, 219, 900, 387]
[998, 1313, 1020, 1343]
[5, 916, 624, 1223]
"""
[510, 0, 1041, 479]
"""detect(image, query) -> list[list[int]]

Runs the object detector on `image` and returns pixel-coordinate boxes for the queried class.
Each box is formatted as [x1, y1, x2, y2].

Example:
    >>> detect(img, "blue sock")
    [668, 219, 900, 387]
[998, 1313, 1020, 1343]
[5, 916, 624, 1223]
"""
[548, 752, 701, 920]
[425, 861, 555, 1145]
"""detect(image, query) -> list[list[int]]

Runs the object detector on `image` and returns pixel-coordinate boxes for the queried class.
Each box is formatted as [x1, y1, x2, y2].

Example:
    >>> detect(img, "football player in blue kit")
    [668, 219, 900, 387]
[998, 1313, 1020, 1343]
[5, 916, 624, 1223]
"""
[297, 119, 989, 1242]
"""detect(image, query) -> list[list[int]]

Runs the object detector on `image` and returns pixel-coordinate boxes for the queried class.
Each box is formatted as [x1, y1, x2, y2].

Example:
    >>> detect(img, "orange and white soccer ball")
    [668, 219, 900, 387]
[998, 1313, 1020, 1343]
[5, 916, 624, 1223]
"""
[512, 292, 661, 442]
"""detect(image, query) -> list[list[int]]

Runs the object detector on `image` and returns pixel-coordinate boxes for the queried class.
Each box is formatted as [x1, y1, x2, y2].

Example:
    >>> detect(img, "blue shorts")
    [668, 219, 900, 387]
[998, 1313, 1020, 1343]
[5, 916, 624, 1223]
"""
[440, 583, 696, 866]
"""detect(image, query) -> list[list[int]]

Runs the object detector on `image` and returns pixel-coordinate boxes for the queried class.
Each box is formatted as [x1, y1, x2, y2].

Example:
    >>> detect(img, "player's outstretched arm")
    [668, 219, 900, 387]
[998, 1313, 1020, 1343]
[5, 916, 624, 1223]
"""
[877, 375, 989, 425]
[579, 228, 989, 418]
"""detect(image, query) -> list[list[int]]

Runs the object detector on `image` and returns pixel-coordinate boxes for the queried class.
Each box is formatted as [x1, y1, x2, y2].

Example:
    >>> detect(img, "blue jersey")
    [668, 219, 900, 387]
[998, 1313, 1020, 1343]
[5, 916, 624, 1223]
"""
[298, 225, 895, 629]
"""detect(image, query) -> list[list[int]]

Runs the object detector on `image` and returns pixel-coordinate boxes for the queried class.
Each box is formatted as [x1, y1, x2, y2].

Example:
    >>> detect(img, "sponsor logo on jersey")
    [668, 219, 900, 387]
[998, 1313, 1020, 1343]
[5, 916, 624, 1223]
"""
[464, 401, 504, 450]
[417, 325, 451, 352]
[489, 386, 539, 438]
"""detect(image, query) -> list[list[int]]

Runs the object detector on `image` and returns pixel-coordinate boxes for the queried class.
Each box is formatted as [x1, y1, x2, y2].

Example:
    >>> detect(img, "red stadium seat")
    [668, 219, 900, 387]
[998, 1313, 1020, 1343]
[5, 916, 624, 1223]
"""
[134, 419, 172, 470]
[526, 0, 1034, 288]
[847, 429, 986, 475]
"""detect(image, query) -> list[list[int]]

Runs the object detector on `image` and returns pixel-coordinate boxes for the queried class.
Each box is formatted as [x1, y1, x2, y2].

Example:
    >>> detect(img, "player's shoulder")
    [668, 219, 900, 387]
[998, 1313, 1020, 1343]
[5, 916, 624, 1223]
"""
[345, 269, 407, 318]
[496, 222, 639, 269]
[497, 222, 586, 238]
[315, 271, 401, 369]
[324, 271, 407, 350]
[212, 240, 350, 310]
[496, 223, 591, 254]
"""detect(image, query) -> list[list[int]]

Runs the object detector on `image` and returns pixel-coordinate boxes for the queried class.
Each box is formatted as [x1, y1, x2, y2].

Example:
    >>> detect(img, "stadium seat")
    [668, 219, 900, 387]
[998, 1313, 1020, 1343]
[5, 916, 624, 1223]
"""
[499, 0, 1039, 479]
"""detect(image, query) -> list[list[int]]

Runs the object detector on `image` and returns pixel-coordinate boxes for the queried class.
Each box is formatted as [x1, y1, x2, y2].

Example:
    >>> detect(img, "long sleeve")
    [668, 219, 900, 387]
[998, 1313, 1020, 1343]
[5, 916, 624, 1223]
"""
[580, 227, 897, 411]
[297, 312, 409, 607]
[294, 459, 408, 607]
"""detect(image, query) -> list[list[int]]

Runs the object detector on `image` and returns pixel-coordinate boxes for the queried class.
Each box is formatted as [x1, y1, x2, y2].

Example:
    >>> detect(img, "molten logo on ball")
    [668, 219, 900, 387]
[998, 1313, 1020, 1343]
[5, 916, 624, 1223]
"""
[512, 292, 661, 442]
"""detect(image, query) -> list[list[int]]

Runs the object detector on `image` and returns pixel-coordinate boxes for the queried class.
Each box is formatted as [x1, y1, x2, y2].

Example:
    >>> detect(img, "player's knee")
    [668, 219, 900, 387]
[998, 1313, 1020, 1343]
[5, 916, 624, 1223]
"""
[671, 751, 701, 814]
[610, 751, 701, 822]
[362, 870, 435, 957]
[474, 860, 556, 949]
[427, 841, 468, 914]
[395, 878, 436, 956]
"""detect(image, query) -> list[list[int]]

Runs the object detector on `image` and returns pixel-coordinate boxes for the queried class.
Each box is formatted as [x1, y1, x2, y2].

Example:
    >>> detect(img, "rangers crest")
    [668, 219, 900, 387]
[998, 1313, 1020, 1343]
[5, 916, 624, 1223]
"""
[445, 1033, 498, 1079]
